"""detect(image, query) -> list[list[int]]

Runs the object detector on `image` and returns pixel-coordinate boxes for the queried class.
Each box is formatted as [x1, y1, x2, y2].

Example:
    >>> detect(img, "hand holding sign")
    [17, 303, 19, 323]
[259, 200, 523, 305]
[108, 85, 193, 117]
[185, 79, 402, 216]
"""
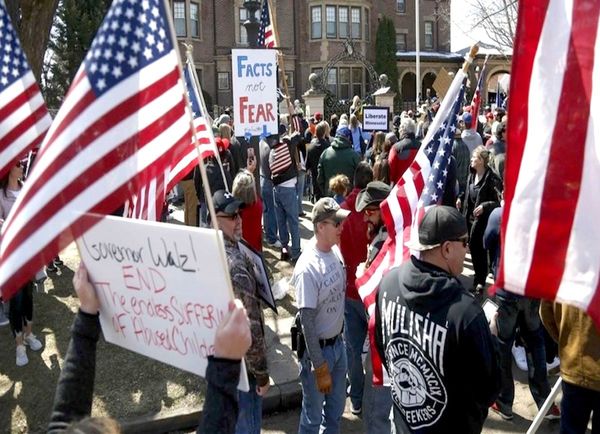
[214, 299, 251, 360]
[73, 263, 100, 315]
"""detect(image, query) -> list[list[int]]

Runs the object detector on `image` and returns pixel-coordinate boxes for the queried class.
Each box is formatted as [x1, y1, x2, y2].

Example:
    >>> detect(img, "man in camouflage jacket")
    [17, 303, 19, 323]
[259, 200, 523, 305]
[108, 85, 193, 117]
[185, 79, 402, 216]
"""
[212, 190, 269, 434]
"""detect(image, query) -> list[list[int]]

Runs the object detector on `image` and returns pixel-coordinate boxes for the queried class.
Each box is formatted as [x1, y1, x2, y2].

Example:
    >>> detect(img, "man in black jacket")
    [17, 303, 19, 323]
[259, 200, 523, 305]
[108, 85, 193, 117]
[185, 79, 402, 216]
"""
[375, 206, 500, 433]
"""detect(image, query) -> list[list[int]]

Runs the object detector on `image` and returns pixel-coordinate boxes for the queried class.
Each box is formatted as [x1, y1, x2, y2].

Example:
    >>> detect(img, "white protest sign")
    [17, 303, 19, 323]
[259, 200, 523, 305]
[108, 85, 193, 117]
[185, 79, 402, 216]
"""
[362, 106, 390, 131]
[232, 49, 278, 137]
[75, 215, 248, 390]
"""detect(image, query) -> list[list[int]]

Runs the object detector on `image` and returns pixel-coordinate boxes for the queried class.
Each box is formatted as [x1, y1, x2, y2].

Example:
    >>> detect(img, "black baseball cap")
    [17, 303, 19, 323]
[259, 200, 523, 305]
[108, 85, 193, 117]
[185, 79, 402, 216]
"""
[212, 190, 245, 215]
[356, 181, 391, 212]
[405, 206, 467, 251]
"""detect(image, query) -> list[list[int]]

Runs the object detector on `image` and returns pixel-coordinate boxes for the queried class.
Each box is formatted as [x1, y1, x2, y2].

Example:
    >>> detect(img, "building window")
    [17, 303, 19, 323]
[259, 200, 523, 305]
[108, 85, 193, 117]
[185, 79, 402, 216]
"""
[283, 71, 294, 89]
[338, 7, 348, 39]
[365, 9, 370, 42]
[190, 2, 200, 38]
[425, 21, 434, 49]
[239, 8, 248, 44]
[173, 1, 186, 37]
[195, 68, 203, 86]
[218, 72, 230, 90]
[352, 68, 363, 97]
[396, 0, 406, 13]
[326, 68, 337, 94]
[339, 67, 350, 99]
[326, 6, 336, 39]
[351, 8, 361, 39]
[311, 6, 322, 39]
[396, 32, 407, 52]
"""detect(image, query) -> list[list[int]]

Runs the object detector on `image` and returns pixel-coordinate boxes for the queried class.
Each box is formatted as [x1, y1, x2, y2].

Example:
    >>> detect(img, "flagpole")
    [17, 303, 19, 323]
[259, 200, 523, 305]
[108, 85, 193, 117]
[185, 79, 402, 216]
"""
[415, 0, 420, 107]
[162, 0, 235, 301]
[266, 0, 296, 131]
[183, 43, 230, 192]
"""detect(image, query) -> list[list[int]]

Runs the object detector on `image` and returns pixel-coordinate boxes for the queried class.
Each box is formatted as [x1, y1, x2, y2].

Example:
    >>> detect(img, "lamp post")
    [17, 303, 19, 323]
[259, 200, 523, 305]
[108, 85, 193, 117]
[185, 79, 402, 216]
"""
[243, 1, 261, 48]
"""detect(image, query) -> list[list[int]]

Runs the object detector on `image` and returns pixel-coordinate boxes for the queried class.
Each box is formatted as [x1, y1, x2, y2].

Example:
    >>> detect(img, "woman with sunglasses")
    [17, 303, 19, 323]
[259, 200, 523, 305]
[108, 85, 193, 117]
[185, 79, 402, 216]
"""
[0, 159, 43, 366]
[457, 146, 503, 294]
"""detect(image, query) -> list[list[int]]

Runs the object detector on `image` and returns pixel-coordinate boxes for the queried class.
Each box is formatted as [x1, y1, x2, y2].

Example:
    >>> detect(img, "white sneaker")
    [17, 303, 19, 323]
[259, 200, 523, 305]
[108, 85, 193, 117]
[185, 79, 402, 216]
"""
[24, 333, 43, 351]
[547, 356, 560, 371]
[512, 344, 528, 371]
[16, 345, 28, 366]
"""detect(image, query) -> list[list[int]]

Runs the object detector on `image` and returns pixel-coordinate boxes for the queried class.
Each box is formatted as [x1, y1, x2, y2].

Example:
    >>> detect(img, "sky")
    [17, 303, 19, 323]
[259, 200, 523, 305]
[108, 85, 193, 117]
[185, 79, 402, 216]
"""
[450, 0, 492, 51]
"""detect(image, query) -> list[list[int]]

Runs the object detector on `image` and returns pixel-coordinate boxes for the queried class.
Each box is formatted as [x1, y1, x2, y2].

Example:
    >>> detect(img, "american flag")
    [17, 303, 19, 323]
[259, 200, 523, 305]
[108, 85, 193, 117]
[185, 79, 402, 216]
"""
[469, 60, 486, 131]
[0, 0, 193, 299]
[357, 71, 466, 385]
[124, 56, 218, 220]
[258, 0, 276, 48]
[497, 0, 600, 327]
[0, 3, 52, 179]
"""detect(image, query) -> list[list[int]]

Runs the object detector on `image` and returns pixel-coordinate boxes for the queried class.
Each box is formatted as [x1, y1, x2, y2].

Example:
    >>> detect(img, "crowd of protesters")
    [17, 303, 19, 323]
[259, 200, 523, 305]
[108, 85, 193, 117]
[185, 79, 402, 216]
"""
[2, 95, 598, 434]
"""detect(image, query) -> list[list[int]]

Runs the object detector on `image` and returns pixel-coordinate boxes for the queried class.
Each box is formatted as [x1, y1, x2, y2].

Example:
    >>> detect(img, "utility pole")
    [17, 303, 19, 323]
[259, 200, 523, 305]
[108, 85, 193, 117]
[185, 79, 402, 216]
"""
[415, 0, 420, 106]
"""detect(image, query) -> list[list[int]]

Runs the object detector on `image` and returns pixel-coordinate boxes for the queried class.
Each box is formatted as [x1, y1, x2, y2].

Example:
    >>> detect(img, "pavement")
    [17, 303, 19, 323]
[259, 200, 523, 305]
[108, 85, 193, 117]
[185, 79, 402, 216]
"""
[122, 200, 565, 434]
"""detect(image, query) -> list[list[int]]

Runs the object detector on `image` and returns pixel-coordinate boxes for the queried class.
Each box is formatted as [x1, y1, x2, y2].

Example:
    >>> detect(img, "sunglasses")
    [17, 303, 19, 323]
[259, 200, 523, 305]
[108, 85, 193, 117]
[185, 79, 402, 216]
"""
[448, 237, 469, 248]
[364, 208, 379, 216]
[323, 220, 342, 228]
[217, 213, 240, 220]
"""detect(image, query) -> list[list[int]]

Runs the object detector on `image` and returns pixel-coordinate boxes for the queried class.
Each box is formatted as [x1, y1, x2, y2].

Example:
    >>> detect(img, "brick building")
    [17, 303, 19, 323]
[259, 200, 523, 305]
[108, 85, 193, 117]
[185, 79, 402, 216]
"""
[170, 0, 508, 112]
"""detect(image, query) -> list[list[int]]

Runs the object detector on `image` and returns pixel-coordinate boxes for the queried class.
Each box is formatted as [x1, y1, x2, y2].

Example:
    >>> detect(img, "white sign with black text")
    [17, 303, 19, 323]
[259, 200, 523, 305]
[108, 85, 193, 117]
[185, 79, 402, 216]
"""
[362, 106, 390, 131]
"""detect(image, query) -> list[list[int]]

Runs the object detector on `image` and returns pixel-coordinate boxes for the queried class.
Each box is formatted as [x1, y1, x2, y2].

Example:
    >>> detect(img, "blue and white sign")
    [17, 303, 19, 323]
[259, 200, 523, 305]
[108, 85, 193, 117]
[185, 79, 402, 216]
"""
[232, 49, 278, 137]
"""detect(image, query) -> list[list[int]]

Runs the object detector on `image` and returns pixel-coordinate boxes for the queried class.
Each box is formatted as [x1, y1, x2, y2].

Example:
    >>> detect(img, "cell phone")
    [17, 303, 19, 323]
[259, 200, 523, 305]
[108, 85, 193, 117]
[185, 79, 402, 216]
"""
[482, 298, 499, 323]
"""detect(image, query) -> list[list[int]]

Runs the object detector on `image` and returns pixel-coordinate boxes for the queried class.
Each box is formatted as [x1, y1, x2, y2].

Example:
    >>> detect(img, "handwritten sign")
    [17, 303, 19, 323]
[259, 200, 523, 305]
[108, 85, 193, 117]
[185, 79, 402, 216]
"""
[362, 106, 390, 132]
[76, 215, 248, 390]
[232, 49, 278, 137]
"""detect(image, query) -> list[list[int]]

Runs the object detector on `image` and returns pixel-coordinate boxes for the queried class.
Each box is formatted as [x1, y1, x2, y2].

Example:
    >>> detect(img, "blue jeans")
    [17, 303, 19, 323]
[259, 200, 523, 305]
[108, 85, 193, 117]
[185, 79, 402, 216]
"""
[260, 177, 278, 244]
[274, 184, 300, 258]
[297, 171, 306, 214]
[299, 337, 347, 434]
[344, 298, 367, 409]
[495, 293, 550, 413]
[364, 385, 393, 434]
[236, 376, 262, 434]
[561, 381, 600, 433]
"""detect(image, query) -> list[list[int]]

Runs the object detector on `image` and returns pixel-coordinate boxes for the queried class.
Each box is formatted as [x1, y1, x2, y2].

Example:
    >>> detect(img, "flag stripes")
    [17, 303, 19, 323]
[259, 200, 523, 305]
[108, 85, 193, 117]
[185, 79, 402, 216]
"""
[498, 0, 600, 326]
[0, 0, 194, 299]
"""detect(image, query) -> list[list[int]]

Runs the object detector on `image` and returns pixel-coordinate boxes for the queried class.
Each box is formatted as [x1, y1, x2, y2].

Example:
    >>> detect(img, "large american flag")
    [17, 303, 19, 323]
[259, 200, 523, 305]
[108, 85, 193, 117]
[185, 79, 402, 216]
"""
[124, 56, 217, 220]
[469, 60, 486, 131]
[258, 0, 276, 48]
[357, 71, 466, 385]
[0, 3, 52, 179]
[497, 0, 600, 327]
[0, 0, 193, 299]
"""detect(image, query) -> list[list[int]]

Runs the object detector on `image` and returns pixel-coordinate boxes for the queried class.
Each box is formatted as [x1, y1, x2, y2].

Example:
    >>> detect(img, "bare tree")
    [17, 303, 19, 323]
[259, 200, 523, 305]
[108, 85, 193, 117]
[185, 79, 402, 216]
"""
[468, 0, 517, 53]
[5, 0, 60, 80]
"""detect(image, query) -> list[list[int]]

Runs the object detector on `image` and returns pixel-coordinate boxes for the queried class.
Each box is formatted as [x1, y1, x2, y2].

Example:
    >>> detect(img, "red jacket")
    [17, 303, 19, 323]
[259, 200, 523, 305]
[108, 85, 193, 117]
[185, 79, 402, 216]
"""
[241, 199, 263, 252]
[340, 188, 369, 300]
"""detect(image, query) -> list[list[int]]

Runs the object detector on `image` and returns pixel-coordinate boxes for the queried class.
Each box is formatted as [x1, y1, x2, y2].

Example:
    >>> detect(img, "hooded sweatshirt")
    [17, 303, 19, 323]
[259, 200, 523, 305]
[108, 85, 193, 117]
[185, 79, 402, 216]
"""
[316, 136, 360, 197]
[375, 256, 500, 434]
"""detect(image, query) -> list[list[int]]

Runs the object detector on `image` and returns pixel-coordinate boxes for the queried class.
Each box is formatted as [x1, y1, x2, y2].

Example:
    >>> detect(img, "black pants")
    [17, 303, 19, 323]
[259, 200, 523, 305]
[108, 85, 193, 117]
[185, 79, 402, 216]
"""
[561, 381, 600, 433]
[9, 283, 34, 338]
[469, 220, 488, 286]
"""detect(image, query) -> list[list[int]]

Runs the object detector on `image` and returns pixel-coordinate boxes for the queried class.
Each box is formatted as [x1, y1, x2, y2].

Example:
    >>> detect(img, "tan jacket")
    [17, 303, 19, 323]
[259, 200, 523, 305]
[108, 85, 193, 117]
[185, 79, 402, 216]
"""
[540, 301, 600, 392]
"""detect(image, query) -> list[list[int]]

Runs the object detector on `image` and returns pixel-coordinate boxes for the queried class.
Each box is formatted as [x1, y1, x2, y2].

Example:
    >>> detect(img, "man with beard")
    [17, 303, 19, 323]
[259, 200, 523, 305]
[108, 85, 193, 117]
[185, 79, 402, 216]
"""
[356, 181, 392, 268]
[355, 180, 393, 432]
[212, 190, 270, 434]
